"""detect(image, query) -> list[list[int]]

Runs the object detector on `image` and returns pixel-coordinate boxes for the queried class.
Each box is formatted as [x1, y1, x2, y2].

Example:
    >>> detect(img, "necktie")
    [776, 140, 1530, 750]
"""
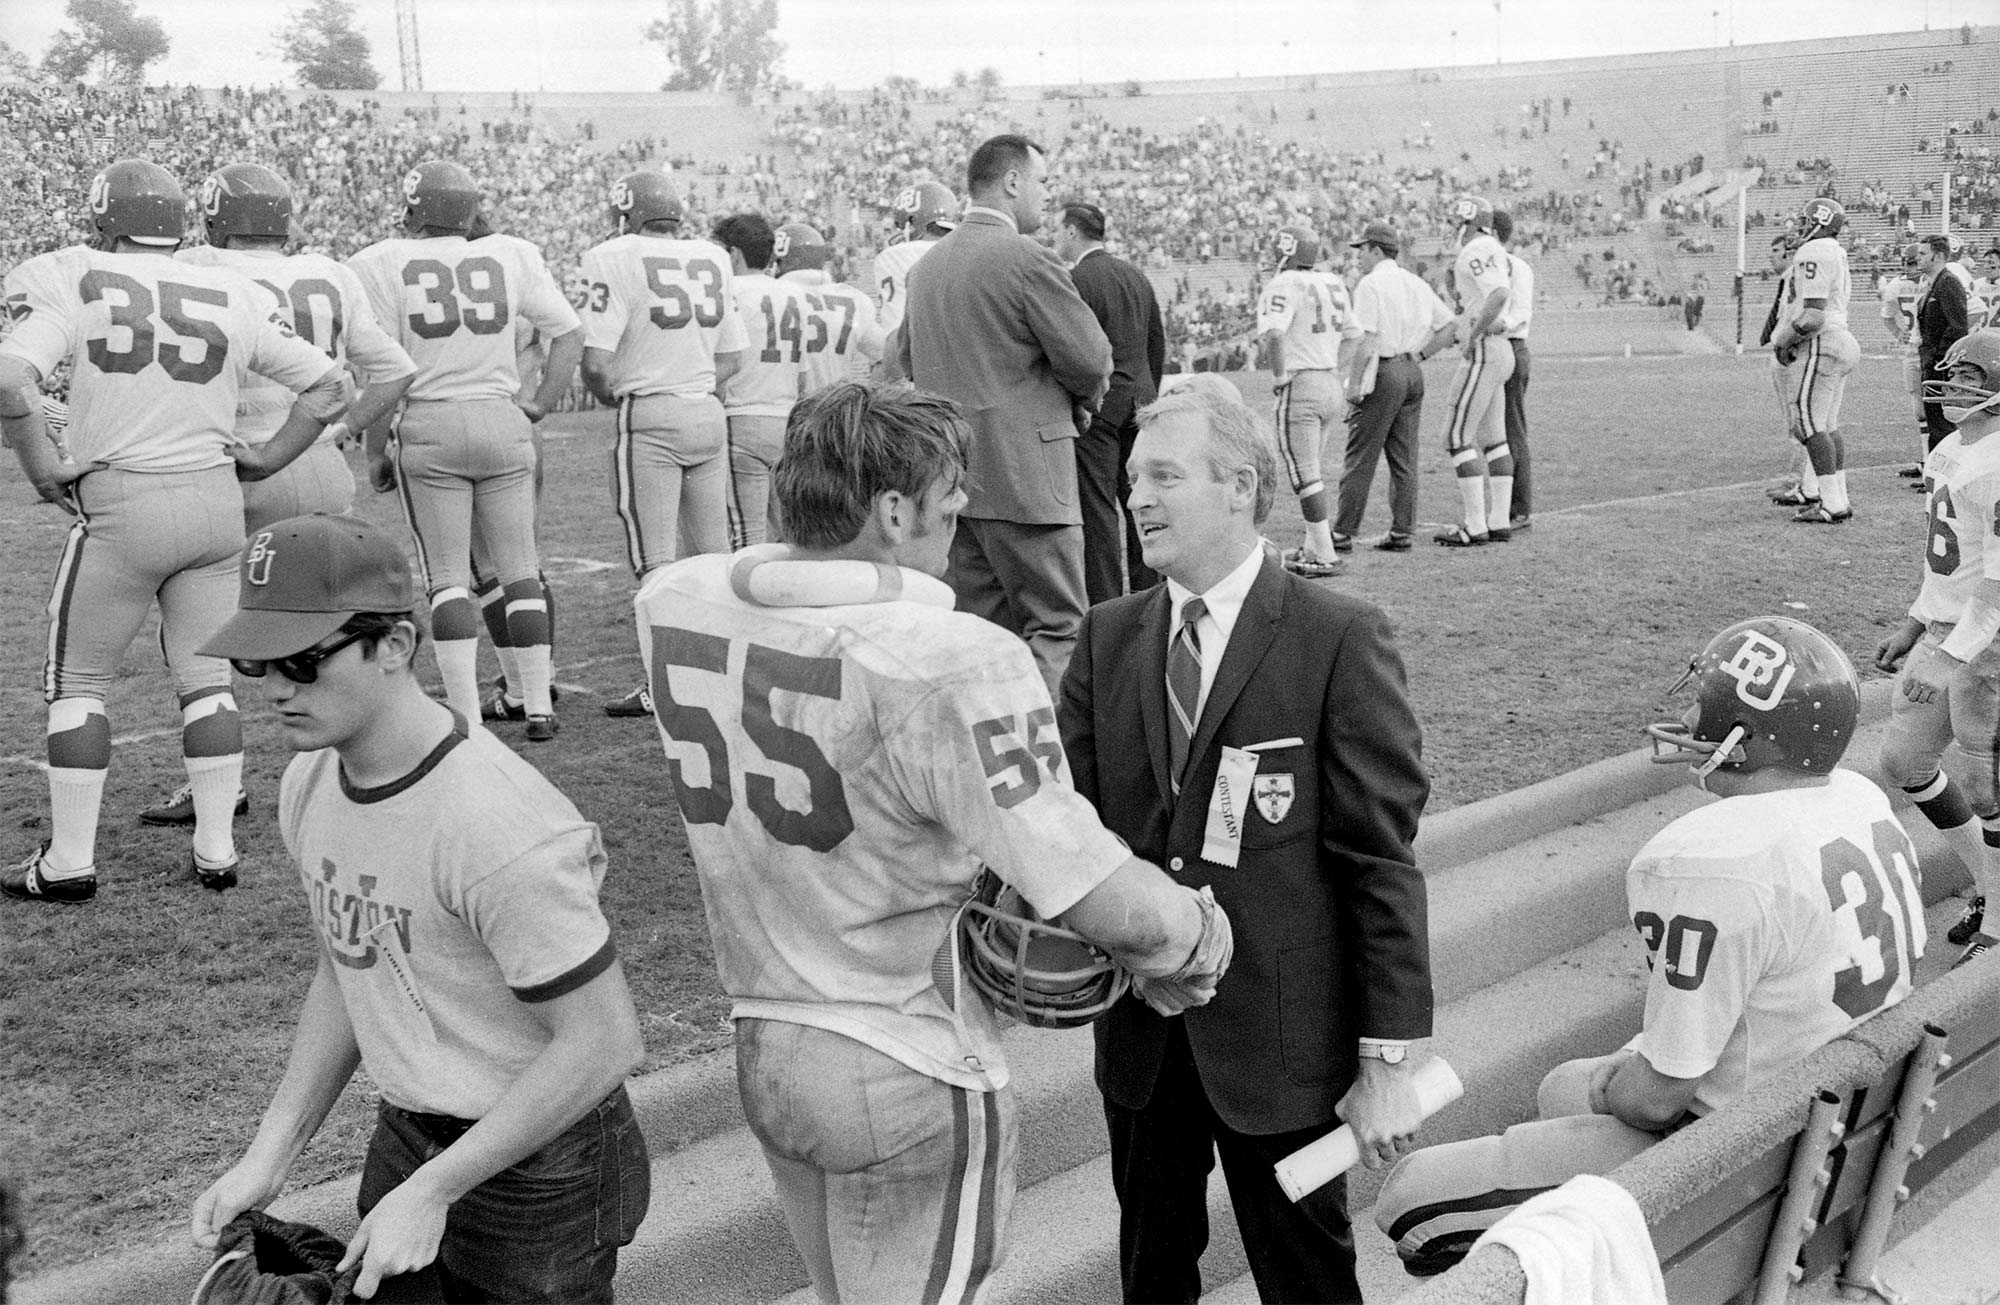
[1168, 596, 1206, 795]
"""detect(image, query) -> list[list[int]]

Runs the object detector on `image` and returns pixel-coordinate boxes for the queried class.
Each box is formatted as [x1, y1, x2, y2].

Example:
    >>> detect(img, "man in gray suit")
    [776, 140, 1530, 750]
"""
[893, 133, 1113, 695]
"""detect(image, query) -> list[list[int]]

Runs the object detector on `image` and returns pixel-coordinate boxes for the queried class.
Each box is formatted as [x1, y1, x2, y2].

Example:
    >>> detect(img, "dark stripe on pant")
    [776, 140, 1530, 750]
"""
[963, 1089, 1002, 1297]
[922, 1087, 974, 1305]
[1794, 337, 1823, 438]
[44, 518, 88, 701]
[613, 395, 646, 574]
[1446, 342, 1485, 451]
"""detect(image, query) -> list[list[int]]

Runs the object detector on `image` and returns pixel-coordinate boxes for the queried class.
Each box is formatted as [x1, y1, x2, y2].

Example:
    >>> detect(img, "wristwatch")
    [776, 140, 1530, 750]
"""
[1357, 1040, 1409, 1065]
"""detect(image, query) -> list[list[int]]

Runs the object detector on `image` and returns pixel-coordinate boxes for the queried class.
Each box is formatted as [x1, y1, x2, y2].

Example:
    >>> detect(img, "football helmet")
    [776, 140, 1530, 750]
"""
[1274, 225, 1320, 271]
[1449, 195, 1496, 244]
[200, 163, 292, 246]
[773, 222, 830, 274]
[611, 170, 683, 234]
[946, 870, 1129, 1029]
[1902, 242, 1925, 269]
[88, 159, 184, 248]
[893, 181, 959, 239]
[1799, 197, 1845, 243]
[400, 160, 481, 235]
[1645, 617, 1859, 779]
[1925, 328, 2000, 427]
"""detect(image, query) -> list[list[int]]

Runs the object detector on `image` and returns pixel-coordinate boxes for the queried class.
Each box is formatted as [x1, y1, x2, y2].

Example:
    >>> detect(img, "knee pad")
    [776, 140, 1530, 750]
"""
[47, 697, 110, 770]
[429, 586, 478, 642]
[180, 688, 241, 759]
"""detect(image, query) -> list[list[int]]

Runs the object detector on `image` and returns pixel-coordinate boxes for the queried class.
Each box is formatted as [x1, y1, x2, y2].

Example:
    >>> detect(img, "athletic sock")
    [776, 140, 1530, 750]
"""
[1488, 474, 1515, 526]
[433, 639, 481, 721]
[1303, 518, 1335, 558]
[1905, 773, 1984, 869]
[45, 767, 106, 877]
[505, 579, 554, 717]
[1455, 474, 1488, 536]
[184, 753, 242, 867]
[1823, 469, 1850, 515]
[1980, 820, 2000, 907]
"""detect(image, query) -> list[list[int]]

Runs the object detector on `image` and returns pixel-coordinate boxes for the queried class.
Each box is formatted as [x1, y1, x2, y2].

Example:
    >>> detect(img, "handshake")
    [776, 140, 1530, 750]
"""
[1127, 885, 1235, 1016]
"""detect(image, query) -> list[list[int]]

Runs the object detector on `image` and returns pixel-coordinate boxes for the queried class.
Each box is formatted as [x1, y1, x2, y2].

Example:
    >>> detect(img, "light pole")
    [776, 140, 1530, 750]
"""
[1450, 29, 1457, 71]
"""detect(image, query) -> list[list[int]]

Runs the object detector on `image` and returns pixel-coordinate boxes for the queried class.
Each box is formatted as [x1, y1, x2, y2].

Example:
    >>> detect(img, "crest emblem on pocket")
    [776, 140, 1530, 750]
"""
[1253, 773, 1294, 824]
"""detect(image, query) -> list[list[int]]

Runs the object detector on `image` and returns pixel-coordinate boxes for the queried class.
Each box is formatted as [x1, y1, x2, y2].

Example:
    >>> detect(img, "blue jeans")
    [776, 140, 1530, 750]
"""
[358, 1087, 650, 1303]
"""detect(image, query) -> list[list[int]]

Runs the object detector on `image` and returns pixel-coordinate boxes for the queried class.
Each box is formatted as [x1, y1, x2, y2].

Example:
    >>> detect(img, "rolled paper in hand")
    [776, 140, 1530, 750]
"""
[1273, 1057, 1464, 1202]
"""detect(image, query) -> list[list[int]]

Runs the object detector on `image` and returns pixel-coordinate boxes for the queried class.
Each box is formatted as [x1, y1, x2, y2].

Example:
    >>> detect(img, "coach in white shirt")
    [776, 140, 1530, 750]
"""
[1494, 210, 1536, 531]
[1336, 221, 1455, 552]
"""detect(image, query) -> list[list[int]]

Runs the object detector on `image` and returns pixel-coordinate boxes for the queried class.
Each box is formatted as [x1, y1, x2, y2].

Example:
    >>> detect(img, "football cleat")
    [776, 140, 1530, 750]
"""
[1486, 526, 1513, 543]
[1281, 548, 1346, 579]
[1434, 525, 1489, 547]
[1508, 516, 1533, 532]
[1792, 504, 1853, 524]
[610, 170, 683, 234]
[1328, 531, 1355, 554]
[604, 685, 654, 718]
[1374, 532, 1414, 552]
[191, 849, 239, 893]
[526, 715, 559, 743]
[1953, 932, 1997, 970]
[1948, 896, 1986, 946]
[200, 162, 293, 246]
[140, 783, 250, 827]
[1898, 464, 1924, 478]
[401, 160, 482, 235]
[3, 843, 96, 904]
[482, 685, 528, 723]
[1646, 616, 1858, 777]
[1768, 486, 1819, 507]
[89, 159, 185, 248]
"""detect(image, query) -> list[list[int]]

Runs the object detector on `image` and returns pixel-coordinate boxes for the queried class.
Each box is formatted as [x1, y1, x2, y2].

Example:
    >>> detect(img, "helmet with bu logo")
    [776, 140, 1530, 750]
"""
[88, 159, 185, 248]
[943, 870, 1130, 1029]
[611, 170, 683, 234]
[200, 162, 293, 245]
[1645, 617, 1858, 778]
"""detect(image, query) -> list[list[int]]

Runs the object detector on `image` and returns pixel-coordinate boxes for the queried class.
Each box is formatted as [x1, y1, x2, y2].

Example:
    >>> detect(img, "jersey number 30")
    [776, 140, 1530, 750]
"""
[649, 626, 854, 852]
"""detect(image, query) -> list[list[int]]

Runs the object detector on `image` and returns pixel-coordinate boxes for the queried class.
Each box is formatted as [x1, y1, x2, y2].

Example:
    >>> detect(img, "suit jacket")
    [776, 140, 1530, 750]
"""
[1916, 267, 1969, 367]
[892, 209, 1112, 525]
[1068, 247, 1166, 432]
[1059, 557, 1433, 1135]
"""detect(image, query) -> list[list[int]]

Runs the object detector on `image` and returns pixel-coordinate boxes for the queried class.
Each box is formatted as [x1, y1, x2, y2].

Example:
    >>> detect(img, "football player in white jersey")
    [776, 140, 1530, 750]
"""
[578, 171, 748, 719]
[1255, 225, 1360, 577]
[1876, 328, 2000, 963]
[873, 180, 957, 344]
[0, 159, 352, 903]
[774, 222, 885, 392]
[1761, 234, 1823, 509]
[1770, 198, 1860, 524]
[711, 213, 810, 547]
[635, 380, 1230, 1305]
[347, 161, 582, 740]
[1378, 617, 1922, 1273]
[131, 162, 419, 830]
[1434, 195, 1516, 547]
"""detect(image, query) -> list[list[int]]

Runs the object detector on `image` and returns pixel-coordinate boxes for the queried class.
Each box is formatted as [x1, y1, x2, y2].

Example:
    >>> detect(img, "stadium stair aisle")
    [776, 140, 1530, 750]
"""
[19, 682, 1987, 1305]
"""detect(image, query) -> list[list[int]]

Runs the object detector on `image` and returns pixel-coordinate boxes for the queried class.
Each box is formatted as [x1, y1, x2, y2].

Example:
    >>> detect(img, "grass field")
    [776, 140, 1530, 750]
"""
[0, 337, 1929, 1273]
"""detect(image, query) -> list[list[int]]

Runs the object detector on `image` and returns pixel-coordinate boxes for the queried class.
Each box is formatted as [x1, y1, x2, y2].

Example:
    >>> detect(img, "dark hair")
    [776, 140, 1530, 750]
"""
[1491, 210, 1513, 243]
[1770, 234, 1789, 246]
[345, 610, 422, 657]
[967, 134, 1042, 195]
[1062, 202, 1106, 242]
[774, 383, 969, 549]
[1927, 234, 1953, 255]
[712, 213, 776, 269]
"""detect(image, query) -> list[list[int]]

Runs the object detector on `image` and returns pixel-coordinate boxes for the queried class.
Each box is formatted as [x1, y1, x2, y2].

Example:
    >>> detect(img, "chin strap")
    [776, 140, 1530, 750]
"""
[1692, 725, 1748, 780]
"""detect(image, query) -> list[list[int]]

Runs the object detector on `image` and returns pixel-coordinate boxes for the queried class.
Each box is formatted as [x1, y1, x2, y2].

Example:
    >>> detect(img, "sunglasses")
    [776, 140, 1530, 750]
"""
[231, 628, 373, 684]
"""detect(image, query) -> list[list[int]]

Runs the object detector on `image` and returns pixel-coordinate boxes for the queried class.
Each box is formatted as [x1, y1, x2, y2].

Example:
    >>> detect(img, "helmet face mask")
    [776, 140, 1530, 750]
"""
[947, 871, 1129, 1029]
[1644, 617, 1859, 783]
[1926, 330, 2000, 427]
[893, 181, 958, 240]
[1799, 197, 1846, 243]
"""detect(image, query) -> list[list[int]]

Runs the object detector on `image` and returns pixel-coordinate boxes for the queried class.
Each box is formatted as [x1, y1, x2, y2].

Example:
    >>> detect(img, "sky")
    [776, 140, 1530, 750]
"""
[0, 0, 1974, 94]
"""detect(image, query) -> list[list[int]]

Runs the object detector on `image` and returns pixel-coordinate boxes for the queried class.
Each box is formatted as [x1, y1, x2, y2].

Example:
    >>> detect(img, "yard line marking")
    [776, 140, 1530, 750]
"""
[1536, 460, 1912, 519]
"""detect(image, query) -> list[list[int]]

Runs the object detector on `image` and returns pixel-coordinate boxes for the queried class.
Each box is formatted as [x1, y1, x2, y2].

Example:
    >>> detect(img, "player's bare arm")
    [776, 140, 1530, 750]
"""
[1772, 297, 1827, 367]
[523, 326, 585, 422]
[335, 959, 644, 1298]
[1599, 1048, 1702, 1132]
[1060, 855, 1232, 1011]
[363, 413, 398, 493]
[192, 953, 362, 1248]
[1460, 286, 1509, 361]
[344, 370, 417, 442]
[233, 363, 353, 482]
[1259, 328, 1288, 387]
[0, 356, 100, 506]
[579, 345, 619, 407]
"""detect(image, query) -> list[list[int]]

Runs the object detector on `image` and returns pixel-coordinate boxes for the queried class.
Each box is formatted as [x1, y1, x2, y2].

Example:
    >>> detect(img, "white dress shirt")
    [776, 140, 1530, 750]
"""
[1164, 539, 1264, 718]
[1352, 260, 1454, 357]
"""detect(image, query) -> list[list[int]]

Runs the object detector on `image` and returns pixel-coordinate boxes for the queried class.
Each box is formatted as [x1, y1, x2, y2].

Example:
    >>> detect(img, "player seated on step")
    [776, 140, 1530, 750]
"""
[1876, 328, 2000, 967]
[1376, 616, 1924, 1275]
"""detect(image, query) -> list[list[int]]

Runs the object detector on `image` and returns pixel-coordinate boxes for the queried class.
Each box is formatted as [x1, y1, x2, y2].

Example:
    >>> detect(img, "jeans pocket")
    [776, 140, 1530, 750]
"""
[594, 1090, 652, 1249]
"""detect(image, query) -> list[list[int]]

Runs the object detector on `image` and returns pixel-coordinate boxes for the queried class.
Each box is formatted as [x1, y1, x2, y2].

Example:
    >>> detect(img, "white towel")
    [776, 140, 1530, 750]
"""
[1471, 1173, 1667, 1305]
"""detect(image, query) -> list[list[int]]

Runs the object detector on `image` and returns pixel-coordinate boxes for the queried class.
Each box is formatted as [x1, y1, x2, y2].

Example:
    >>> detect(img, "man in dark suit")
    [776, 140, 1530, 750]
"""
[1058, 375, 1434, 1304]
[1056, 201, 1166, 603]
[1917, 234, 1972, 451]
[892, 134, 1112, 696]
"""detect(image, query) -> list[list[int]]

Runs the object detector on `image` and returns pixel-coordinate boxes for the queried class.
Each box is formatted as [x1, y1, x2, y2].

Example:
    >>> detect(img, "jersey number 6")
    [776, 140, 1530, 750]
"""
[649, 626, 855, 852]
